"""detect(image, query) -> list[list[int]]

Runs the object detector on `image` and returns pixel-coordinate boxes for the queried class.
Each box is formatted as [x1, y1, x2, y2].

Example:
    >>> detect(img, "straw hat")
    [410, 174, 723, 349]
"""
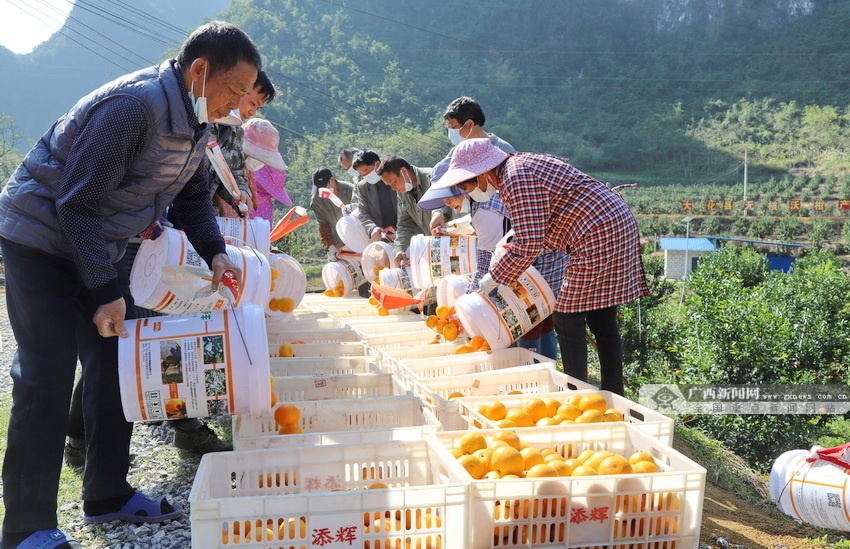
[429, 138, 509, 191]
[242, 118, 287, 171]
[417, 184, 469, 211]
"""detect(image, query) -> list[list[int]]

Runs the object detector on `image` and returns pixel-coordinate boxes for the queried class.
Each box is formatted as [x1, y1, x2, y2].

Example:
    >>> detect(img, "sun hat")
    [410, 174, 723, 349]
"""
[429, 138, 509, 191]
[242, 118, 287, 171]
[417, 183, 469, 210]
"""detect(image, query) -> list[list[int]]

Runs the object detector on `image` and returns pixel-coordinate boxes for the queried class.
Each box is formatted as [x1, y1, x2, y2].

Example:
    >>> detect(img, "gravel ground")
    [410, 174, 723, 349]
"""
[0, 290, 209, 548]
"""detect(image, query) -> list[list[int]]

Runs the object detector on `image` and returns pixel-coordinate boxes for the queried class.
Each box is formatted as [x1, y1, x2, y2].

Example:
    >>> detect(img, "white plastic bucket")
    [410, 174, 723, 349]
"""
[378, 266, 419, 296]
[436, 273, 471, 308]
[770, 447, 850, 531]
[321, 256, 366, 295]
[266, 253, 307, 320]
[360, 241, 394, 282]
[118, 304, 270, 421]
[454, 265, 556, 350]
[130, 227, 271, 315]
[408, 234, 477, 289]
[335, 214, 370, 253]
[216, 216, 270, 259]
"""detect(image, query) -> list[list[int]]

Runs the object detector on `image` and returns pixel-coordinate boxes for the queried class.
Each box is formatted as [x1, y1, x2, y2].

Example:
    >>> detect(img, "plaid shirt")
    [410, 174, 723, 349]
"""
[490, 153, 648, 313]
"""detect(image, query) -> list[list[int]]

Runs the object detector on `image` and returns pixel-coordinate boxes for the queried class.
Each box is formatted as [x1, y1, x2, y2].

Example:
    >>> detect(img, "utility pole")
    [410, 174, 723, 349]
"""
[743, 150, 748, 217]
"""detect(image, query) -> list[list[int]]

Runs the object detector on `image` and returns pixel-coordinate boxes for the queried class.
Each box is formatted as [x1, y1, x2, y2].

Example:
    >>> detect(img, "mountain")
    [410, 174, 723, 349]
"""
[0, 0, 229, 147]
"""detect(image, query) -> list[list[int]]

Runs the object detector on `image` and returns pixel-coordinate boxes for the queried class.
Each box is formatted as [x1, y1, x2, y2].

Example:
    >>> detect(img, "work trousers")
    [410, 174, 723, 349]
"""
[1, 238, 134, 533]
[554, 305, 624, 395]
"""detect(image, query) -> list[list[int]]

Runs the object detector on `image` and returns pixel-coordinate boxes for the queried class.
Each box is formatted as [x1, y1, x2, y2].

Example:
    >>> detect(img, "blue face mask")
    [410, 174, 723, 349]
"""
[448, 127, 464, 146]
[364, 170, 382, 185]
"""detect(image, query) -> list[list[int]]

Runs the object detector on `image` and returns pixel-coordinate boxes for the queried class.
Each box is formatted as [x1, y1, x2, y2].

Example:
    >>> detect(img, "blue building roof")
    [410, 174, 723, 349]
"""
[659, 237, 718, 252]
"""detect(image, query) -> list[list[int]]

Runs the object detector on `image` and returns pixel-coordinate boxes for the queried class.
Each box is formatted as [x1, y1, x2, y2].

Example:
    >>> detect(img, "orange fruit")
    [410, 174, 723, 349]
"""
[628, 451, 655, 465]
[279, 423, 303, 435]
[571, 465, 598, 476]
[556, 403, 582, 420]
[544, 399, 562, 417]
[457, 454, 485, 479]
[490, 446, 525, 477]
[522, 398, 548, 423]
[454, 344, 475, 354]
[279, 517, 307, 540]
[470, 335, 486, 350]
[491, 430, 522, 451]
[575, 450, 596, 463]
[495, 419, 517, 428]
[425, 315, 439, 328]
[323, 289, 335, 297]
[268, 297, 280, 311]
[377, 306, 389, 316]
[535, 417, 559, 426]
[447, 392, 466, 400]
[578, 393, 608, 413]
[632, 460, 659, 473]
[274, 403, 301, 426]
[278, 343, 294, 358]
[603, 408, 624, 422]
[270, 389, 278, 408]
[548, 460, 573, 477]
[486, 401, 508, 421]
[368, 296, 380, 306]
[483, 440, 509, 469]
[270, 268, 280, 280]
[368, 482, 389, 489]
[598, 454, 633, 475]
[459, 432, 487, 455]
[505, 408, 534, 428]
[575, 409, 605, 423]
[442, 323, 459, 341]
[582, 457, 603, 472]
[435, 319, 448, 333]
[526, 463, 558, 478]
[278, 297, 296, 313]
[435, 305, 450, 320]
[479, 341, 491, 351]
[520, 447, 545, 469]
[448, 448, 463, 459]
[591, 451, 615, 462]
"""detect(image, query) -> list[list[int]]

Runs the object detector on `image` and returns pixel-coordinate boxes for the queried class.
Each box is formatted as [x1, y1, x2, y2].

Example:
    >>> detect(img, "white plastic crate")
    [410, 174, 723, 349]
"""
[342, 313, 421, 326]
[353, 321, 439, 339]
[269, 355, 380, 377]
[272, 373, 404, 402]
[457, 390, 676, 445]
[233, 395, 439, 451]
[375, 342, 460, 374]
[433, 424, 705, 549]
[396, 348, 554, 386]
[412, 365, 595, 430]
[361, 329, 442, 350]
[269, 342, 371, 359]
[268, 328, 361, 354]
[189, 439, 468, 549]
[266, 316, 343, 334]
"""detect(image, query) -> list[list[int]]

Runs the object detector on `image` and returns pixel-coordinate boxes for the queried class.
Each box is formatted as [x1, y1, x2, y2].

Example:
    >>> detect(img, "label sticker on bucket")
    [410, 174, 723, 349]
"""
[118, 306, 270, 422]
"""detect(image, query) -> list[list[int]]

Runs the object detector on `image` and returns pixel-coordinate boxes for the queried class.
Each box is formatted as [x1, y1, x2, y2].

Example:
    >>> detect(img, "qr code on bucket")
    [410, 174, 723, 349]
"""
[828, 492, 841, 508]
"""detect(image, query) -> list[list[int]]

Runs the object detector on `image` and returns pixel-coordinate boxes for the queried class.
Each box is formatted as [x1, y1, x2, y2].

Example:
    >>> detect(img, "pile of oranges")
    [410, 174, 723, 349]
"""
[424, 305, 467, 343]
[268, 296, 296, 313]
[448, 430, 661, 480]
[323, 279, 346, 297]
[471, 393, 625, 429]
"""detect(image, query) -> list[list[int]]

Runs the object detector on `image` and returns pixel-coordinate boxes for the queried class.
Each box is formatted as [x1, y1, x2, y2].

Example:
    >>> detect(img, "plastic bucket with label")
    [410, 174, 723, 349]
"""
[266, 253, 307, 320]
[118, 303, 270, 422]
[216, 216, 270, 259]
[335, 214, 370, 253]
[408, 234, 477, 289]
[360, 241, 394, 282]
[436, 274, 471, 308]
[378, 266, 419, 296]
[770, 447, 850, 531]
[454, 265, 556, 350]
[130, 227, 271, 315]
[322, 256, 366, 296]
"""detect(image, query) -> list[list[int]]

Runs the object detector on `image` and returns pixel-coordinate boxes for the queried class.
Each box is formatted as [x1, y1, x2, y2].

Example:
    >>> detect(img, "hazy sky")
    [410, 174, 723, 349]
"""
[0, 0, 75, 54]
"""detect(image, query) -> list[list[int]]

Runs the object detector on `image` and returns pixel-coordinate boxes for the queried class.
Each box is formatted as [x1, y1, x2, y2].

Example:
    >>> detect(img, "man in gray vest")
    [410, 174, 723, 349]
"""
[0, 21, 261, 548]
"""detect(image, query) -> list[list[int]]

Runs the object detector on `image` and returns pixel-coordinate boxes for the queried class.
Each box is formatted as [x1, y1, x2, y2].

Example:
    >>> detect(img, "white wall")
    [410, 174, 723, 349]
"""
[664, 249, 710, 279]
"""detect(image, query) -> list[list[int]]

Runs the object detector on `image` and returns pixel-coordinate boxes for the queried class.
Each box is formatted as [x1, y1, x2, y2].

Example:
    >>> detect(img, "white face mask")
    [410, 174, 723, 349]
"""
[402, 172, 414, 193]
[189, 63, 209, 124]
[459, 197, 471, 214]
[468, 176, 497, 202]
[347, 166, 359, 177]
[447, 127, 464, 146]
[245, 157, 264, 172]
[364, 170, 382, 185]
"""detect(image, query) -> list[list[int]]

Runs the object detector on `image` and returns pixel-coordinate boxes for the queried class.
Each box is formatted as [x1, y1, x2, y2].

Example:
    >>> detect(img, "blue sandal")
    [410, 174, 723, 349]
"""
[16, 529, 82, 549]
[83, 492, 183, 524]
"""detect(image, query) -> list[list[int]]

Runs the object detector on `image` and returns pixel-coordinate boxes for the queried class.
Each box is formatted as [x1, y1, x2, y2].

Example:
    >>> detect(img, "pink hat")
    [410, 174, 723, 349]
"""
[242, 118, 287, 171]
[430, 138, 509, 190]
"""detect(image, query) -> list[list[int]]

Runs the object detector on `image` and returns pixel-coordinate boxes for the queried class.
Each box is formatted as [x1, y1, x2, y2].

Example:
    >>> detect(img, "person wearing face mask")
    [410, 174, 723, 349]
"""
[350, 149, 398, 243]
[431, 96, 515, 184]
[432, 139, 649, 396]
[207, 70, 277, 218]
[242, 118, 291, 226]
[310, 167, 355, 261]
[338, 148, 362, 183]
[0, 21, 260, 548]
[373, 155, 450, 269]
[417, 185, 567, 360]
